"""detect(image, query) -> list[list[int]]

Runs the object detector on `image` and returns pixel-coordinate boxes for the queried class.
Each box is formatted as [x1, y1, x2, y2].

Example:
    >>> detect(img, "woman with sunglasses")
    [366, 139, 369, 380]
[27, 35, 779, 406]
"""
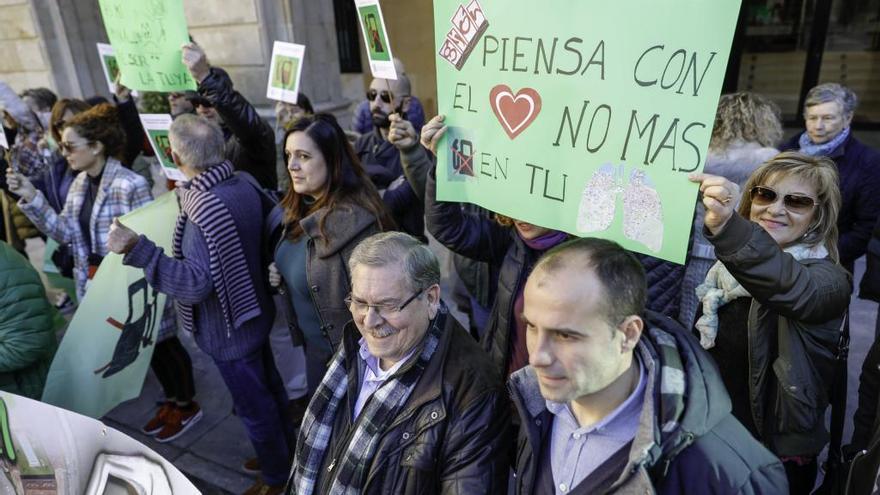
[5, 103, 152, 299]
[270, 113, 394, 394]
[690, 151, 850, 494]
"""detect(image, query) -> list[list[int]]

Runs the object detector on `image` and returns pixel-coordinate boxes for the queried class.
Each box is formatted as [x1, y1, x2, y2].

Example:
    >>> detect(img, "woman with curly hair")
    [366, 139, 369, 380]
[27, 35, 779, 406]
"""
[679, 92, 783, 328]
[6, 103, 152, 299]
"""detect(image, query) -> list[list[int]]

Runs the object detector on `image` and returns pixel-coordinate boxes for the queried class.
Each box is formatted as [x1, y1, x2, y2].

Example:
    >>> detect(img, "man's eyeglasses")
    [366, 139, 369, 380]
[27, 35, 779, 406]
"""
[366, 89, 393, 104]
[59, 140, 92, 154]
[749, 185, 818, 214]
[345, 288, 424, 318]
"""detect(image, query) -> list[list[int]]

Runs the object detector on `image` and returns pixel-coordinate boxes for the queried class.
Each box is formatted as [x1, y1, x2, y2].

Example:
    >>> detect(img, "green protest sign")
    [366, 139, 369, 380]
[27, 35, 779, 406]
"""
[98, 0, 196, 92]
[41, 192, 179, 418]
[434, 0, 741, 263]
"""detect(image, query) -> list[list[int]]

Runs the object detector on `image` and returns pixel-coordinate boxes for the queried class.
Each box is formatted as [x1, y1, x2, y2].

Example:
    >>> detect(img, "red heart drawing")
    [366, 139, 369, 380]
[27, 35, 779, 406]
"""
[489, 85, 542, 139]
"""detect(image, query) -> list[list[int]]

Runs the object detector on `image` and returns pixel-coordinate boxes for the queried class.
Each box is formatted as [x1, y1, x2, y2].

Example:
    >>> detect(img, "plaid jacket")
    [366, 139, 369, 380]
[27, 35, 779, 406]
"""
[19, 158, 153, 298]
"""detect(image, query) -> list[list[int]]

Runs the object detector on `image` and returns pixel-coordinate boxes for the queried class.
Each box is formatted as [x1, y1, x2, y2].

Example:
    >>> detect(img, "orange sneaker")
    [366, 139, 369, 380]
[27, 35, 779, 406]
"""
[142, 402, 175, 435]
[155, 403, 203, 443]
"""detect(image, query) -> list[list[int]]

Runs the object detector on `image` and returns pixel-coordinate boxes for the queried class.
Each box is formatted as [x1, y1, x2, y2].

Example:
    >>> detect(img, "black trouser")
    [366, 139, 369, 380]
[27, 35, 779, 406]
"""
[150, 336, 196, 403]
[783, 458, 818, 495]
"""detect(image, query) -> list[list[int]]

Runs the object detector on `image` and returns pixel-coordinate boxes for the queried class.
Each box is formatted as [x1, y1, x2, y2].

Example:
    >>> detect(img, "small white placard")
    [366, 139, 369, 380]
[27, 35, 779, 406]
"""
[354, 0, 398, 80]
[138, 114, 186, 182]
[266, 41, 306, 104]
[96, 43, 138, 97]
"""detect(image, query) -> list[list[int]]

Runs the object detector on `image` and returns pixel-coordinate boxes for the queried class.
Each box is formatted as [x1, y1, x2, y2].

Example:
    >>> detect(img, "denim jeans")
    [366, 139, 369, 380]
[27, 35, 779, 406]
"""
[214, 342, 293, 486]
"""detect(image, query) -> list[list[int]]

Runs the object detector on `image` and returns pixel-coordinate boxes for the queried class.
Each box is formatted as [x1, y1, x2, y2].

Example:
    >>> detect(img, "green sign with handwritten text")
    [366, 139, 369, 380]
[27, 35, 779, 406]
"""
[98, 0, 196, 92]
[434, 0, 741, 263]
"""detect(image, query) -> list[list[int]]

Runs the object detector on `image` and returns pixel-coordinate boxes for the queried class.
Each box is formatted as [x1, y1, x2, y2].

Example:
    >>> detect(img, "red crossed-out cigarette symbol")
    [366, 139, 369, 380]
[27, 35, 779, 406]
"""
[450, 142, 474, 176]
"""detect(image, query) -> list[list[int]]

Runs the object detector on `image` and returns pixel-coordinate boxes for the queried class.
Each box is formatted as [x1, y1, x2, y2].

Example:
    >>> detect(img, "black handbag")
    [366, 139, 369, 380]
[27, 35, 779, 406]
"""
[50, 242, 75, 279]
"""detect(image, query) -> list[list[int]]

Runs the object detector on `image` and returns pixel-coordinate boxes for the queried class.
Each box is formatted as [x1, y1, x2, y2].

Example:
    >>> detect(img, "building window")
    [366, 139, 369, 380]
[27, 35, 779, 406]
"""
[333, 0, 362, 73]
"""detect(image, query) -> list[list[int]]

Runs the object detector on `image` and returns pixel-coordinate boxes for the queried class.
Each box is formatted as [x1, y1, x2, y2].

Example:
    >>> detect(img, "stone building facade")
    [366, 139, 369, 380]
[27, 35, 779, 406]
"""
[0, 0, 439, 123]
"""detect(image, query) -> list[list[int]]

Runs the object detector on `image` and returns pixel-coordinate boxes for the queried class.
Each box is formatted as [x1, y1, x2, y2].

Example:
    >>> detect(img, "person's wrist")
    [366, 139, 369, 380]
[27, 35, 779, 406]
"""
[123, 237, 138, 254]
[193, 66, 211, 84]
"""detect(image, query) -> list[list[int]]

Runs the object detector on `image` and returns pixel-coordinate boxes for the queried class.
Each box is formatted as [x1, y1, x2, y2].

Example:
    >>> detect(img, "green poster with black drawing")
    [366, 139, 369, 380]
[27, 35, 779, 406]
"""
[42, 193, 179, 418]
[434, 0, 742, 263]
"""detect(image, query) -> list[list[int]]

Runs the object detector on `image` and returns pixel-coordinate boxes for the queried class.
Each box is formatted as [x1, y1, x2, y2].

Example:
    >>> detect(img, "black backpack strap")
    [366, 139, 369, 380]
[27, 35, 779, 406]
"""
[828, 313, 851, 461]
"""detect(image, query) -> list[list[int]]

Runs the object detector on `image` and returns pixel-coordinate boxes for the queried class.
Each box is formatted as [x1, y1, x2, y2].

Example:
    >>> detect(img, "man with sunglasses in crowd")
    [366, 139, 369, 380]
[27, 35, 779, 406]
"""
[288, 231, 509, 494]
[355, 75, 427, 241]
[181, 42, 278, 190]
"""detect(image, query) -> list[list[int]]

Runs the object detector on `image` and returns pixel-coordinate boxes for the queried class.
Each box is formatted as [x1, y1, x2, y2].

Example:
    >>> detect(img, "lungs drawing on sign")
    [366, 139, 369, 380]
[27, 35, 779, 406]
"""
[622, 170, 664, 252]
[576, 164, 664, 252]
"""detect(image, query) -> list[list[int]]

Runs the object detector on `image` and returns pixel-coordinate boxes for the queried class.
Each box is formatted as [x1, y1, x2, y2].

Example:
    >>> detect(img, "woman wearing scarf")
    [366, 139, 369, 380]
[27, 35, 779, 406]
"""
[689, 152, 850, 494]
[420, 115, 568, 380]
[781, 83, 880, 271]
[271, 114, 394, 395]
[6, 103, 152, 299]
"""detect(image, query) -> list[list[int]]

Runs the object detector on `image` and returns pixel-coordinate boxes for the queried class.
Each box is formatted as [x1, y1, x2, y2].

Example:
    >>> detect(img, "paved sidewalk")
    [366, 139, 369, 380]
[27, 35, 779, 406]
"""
[102, 328, 260, 495]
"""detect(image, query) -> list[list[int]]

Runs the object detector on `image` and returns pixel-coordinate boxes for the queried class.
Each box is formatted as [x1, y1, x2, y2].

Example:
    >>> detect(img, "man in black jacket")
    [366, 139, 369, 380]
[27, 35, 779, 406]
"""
[355, 74, 425, 240]
[780, 83, 880, 271]
[287, 232, 509, 495]
[182, 42, 278, 190]
[510, 237, 787, 494]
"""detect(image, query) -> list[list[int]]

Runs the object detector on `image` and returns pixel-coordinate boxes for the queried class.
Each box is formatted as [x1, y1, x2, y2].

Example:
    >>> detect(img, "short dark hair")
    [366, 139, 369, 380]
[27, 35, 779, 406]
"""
[20, 87, 57, 112]
[534, 238, 647, 326]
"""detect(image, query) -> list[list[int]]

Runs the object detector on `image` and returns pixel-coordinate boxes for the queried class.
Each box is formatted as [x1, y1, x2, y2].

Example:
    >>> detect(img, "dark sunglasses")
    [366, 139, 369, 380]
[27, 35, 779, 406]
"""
[749, 185, 818, 213]
[190, 97, 213, 109]
[366, 89, 393, 104]
[59, 140, 92, 154]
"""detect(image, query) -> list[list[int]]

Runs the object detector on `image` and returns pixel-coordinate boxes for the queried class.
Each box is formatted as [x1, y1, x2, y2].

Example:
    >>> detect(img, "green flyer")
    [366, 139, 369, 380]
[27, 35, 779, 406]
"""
[434, 0, 741, 263]
[98, 0, 196, 92]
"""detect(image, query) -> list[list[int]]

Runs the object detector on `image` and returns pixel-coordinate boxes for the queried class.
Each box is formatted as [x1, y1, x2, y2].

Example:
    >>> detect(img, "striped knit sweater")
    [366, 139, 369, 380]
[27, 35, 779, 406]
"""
[124, 170, 274, 361]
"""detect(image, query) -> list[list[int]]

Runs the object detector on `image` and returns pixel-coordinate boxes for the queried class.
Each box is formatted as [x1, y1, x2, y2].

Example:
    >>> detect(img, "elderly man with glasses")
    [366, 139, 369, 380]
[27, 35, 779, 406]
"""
[287, 231, 510, 495]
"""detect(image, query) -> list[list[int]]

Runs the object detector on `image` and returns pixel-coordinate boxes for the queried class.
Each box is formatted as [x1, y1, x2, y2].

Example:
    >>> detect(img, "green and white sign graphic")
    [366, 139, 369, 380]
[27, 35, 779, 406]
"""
[434, 0, 741, 263]
[267, 41, 306, 104]
[98, 0, 196, 92]
[355, 0, 397, 80]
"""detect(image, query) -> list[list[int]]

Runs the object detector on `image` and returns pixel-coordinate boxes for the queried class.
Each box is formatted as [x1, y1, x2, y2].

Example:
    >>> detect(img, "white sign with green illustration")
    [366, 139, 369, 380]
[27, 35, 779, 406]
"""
[267, 41, 306, 104]
[355, 0, 397, 80]
[139, 114, 185, 182]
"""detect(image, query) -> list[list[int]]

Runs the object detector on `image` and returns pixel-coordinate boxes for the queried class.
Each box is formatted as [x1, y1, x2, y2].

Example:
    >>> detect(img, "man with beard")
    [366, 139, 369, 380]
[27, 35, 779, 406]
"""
[355, 75, 426, 240]
[287, 232, 509, 494]
[181, 42, 278, 190]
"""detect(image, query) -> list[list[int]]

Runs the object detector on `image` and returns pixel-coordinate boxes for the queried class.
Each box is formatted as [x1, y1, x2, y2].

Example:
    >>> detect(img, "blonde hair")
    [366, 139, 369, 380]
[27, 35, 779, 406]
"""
[710, 92, 783, 151]
[738, 151, 841, 263]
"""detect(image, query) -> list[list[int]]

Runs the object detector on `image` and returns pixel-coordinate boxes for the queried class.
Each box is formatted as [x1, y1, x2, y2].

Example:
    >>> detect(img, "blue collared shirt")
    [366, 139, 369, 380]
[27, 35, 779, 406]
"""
[546, 357, 646, 494]
[352, 338, 418, 420]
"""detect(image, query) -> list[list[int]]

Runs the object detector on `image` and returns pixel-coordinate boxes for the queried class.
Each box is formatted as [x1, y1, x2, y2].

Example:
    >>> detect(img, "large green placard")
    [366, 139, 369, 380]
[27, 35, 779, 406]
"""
[98, 0, 196, 92]
[434, 0, 741, 263]
[42, 192, 179, 418]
